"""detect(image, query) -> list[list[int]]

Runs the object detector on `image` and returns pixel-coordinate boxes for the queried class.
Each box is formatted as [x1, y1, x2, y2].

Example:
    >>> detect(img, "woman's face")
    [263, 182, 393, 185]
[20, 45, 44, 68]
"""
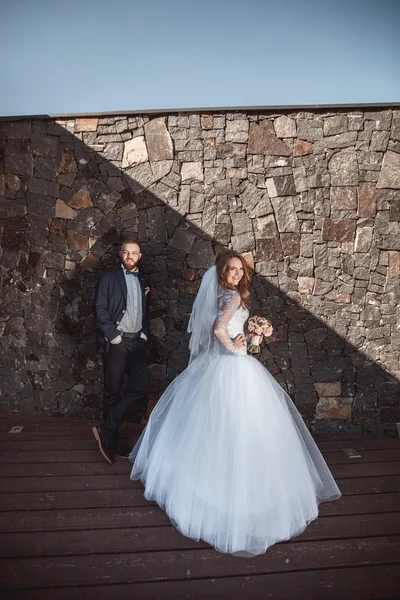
[225, 257, 244, 287]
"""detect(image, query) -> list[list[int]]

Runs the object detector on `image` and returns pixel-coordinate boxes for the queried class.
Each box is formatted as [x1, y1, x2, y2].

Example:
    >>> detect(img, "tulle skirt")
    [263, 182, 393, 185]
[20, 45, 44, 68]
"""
[129, 352, 341, 556]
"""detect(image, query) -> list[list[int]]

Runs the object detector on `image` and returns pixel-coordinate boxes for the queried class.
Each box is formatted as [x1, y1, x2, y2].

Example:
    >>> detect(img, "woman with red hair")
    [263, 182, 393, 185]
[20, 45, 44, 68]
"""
[129, 251, 341, 557]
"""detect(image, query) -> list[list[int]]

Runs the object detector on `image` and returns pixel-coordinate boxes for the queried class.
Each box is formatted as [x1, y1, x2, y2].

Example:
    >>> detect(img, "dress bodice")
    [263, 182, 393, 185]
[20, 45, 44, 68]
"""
[226, 306, 249, 338]
[215, 286, 249, 356]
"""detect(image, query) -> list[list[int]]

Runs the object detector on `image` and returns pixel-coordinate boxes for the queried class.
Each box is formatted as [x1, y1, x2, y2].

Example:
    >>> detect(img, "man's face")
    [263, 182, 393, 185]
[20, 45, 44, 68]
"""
[119, 243, 142, 271]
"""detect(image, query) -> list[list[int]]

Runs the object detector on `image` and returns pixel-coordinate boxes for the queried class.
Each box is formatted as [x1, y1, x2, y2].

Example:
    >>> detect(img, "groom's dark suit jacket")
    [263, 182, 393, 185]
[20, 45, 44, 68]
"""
[93, 267, 151, 349]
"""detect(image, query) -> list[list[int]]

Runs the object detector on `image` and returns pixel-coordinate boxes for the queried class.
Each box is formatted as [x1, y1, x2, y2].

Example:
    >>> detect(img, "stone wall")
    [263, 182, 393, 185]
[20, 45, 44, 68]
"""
[1, 107, 400, 435]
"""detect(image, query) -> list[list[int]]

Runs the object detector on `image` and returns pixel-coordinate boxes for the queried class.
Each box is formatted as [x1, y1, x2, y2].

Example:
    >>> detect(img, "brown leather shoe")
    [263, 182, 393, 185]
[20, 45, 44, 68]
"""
[92, 426, 113, 464]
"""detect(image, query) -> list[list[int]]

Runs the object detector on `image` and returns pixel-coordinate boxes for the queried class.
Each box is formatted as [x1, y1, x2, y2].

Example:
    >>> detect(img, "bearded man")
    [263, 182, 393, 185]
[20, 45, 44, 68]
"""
[92, 239, 151, 463]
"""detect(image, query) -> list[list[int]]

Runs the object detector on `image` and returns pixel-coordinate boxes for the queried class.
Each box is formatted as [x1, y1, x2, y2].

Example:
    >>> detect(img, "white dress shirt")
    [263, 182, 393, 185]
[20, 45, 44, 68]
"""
[110, 265, 147, 344]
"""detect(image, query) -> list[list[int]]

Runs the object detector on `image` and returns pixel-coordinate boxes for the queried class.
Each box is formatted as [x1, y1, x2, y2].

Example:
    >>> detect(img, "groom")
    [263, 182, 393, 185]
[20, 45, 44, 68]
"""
[92, 239, 151, 464]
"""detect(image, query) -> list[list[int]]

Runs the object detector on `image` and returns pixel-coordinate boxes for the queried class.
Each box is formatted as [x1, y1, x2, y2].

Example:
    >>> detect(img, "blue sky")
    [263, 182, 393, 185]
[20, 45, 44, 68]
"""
[1, 0, 399, 116]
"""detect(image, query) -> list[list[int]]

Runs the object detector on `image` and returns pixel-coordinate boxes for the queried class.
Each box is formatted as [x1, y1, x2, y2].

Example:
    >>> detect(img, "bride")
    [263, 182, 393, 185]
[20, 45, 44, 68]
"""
[129, 251, 341, 556]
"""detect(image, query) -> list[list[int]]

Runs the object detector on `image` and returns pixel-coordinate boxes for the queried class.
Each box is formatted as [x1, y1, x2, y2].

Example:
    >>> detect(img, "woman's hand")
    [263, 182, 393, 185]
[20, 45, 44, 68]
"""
[232, 334, 246, 350]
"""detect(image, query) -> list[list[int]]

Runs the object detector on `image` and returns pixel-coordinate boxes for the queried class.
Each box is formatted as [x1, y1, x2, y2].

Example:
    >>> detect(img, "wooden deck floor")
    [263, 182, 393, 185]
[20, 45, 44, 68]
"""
[0, 414, 399, 600]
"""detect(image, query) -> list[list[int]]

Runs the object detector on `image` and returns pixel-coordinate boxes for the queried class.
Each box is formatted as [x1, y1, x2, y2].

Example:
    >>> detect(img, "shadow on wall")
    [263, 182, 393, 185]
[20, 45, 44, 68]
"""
[0, 110, 399, 436]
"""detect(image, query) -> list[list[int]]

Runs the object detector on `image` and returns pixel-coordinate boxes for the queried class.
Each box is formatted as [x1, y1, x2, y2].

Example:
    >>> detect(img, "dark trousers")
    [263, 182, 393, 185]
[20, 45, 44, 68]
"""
[102, 337, 149, 435]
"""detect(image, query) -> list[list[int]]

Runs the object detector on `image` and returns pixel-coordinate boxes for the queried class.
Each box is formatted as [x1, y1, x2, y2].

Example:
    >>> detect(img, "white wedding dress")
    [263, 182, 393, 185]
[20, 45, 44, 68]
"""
[129, 270, 341, 557]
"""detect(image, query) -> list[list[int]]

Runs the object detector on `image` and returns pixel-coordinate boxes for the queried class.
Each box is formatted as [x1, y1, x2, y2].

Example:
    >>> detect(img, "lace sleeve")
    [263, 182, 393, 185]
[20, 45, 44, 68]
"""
[213, 288, 241, 354]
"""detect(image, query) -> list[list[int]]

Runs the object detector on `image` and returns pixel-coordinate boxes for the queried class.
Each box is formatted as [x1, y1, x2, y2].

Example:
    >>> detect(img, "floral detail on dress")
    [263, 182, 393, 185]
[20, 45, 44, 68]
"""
[213, 286, 242, 354]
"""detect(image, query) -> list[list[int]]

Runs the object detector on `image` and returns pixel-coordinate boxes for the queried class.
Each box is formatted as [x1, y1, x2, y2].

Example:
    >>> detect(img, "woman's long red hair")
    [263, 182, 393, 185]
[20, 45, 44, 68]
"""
[215, 251, 251, 307]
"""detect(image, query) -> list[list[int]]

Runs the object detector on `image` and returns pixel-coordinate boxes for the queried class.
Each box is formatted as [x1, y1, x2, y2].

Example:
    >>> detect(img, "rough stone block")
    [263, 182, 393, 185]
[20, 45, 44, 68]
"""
[322, 219, 356, 242]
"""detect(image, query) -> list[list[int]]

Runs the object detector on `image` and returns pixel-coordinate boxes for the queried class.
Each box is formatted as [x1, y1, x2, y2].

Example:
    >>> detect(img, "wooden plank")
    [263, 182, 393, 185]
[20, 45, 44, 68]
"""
[0, 488, 152, 511]
[0, 431, 395, 449]
[0, 413, 77, 422]
[0, 474, 135, 493]
[0, 420, 141, 430]
[324, 448, 400, 464]
[0, 414, 73, 425]
[0, 418, 141, 434]
[3, 445, 400, 465]
[0, 461, 131, 477]
[0, 432, 139, 441]
[314, 433, 365, 441]
[0, 432, 103, 441]
[331, 461, 400, 478]
[2, 459, 400, 479]
[0, 524, 198, 558]
[5, 564, 400, 600]
[0, 417, 140, 427]
[0, 416, 365, 437]
[0, 413, 140, 427]
[0, 416, 386, 441]
[318, 492, 400, 516]
[317, 438, 400, 452]
[337, 474, 400, 495]
[0, 416, 392, 440]
[1, 493, 399, 533]
[1, 536, 400, 588]
[0, 505, 169, 532]
[5, 436, 398, 453]
[297, 512, 400, 543]
[1, 483, 400, 513]
[0, 440, 108, 451]
[0, 450, 116, 464]
[1, 473, 396, 495]
[0, 421, 97, 432]
[2, 512, 400, 559]
[3, 473, 400, 495]
[0, 421, 141, 433]
[2, 448, 400, 465]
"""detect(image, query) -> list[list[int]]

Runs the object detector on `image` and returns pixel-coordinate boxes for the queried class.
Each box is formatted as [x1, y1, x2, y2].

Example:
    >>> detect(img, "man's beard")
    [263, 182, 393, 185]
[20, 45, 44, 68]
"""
[121, 258, 139, 272]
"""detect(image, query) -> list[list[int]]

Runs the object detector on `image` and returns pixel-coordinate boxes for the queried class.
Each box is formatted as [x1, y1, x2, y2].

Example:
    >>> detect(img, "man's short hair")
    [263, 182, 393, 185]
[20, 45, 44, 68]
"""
[121, 238, 140, 250]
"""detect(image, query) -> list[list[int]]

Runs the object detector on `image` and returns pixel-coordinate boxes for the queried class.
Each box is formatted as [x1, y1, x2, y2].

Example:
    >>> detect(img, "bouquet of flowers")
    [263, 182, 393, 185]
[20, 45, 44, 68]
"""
[247, 316, 273, 354]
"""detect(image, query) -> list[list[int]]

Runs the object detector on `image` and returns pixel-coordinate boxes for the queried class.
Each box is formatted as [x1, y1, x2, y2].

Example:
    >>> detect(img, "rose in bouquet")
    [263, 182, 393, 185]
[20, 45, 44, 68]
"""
[247, 316, 273, 354]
